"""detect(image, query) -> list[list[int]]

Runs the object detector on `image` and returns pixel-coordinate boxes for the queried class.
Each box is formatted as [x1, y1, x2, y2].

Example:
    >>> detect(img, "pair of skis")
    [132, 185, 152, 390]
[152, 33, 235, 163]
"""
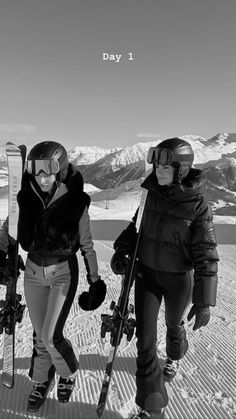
[96, 167, 151, 417]
[0, 143, 26, 388]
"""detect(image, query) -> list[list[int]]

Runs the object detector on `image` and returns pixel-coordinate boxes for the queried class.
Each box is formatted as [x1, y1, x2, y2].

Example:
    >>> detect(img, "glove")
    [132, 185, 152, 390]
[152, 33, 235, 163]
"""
[78, 276, 106, 311]
[187, 304, 210, 331]
[110, 249, 129, 275]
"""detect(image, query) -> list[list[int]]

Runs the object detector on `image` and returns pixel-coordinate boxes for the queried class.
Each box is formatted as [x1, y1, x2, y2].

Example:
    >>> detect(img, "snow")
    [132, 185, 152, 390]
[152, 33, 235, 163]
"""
[84, 184, 101, 194]
[68, 146, 122, 166]
[0, 196, 236, 419]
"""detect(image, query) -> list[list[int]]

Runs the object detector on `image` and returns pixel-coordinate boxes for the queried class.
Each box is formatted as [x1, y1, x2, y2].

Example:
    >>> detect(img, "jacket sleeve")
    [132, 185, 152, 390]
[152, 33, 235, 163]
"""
[78, 207, 99, 282]
[191, 200, 219, 306]
[113, 208, 138, 253]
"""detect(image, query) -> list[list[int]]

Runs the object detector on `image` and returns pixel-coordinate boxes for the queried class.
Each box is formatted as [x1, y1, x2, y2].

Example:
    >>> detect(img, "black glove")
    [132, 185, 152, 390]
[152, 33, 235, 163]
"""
[187, 304, 210, 331]
[110, 249, 129, 275]
[78, 276, 106, 311]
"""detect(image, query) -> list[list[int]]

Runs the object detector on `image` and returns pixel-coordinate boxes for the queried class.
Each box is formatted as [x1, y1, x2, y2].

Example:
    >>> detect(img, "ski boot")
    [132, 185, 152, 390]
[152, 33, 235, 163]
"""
[57, 375, 76, 403]
[27, 379, 54, 412]
[163, 358, 179, 382]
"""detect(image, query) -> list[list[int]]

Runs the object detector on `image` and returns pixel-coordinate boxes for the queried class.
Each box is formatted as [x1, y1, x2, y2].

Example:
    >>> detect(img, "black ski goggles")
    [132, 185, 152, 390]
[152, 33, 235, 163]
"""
[147, 147, 176, 165]
[147, 146, 192, 166]
[26, 159, 60, 176]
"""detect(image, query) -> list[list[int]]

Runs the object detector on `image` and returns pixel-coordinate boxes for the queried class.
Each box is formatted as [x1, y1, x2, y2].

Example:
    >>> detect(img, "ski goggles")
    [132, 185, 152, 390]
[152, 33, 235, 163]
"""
[26, 159, 60, 176]
[147, 147, 191, 166]
[147, 147, 176, 165]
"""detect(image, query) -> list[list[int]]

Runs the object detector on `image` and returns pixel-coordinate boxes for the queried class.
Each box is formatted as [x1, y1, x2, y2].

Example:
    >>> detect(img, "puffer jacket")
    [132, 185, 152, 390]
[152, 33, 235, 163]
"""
[114, 168, 219, 306]
[14, 164, 99, 278]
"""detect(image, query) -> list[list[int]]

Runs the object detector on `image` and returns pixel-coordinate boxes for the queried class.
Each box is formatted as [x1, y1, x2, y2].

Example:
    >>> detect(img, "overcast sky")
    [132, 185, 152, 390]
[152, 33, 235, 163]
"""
[0, 0, 236, 151]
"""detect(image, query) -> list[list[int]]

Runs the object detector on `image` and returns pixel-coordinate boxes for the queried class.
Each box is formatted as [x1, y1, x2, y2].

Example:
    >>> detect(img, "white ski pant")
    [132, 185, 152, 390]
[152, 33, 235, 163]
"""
[24, 255, 79, 383]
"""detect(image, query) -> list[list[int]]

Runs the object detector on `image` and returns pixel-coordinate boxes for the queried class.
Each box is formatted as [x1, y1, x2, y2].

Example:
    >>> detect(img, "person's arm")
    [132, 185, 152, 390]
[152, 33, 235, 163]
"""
[78, 207, 106, 311]
[78, 207, 99, 282]
[110, 209, 138, 275]
[187, 200, 219, 331]
[190, 200, 219, 306]
[113, 209, 138, 252]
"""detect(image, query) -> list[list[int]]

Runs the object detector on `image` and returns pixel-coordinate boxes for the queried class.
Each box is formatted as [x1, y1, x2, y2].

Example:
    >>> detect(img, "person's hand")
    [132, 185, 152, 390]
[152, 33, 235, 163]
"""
[110, 249, 129, 275]
[78, 276, 106, 311]
[187, 304, 210, 331]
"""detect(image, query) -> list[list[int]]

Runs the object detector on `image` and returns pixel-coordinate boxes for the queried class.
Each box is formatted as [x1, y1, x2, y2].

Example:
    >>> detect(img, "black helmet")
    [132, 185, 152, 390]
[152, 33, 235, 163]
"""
[147, 137, 194, 182]
[27, 141, 69, 181]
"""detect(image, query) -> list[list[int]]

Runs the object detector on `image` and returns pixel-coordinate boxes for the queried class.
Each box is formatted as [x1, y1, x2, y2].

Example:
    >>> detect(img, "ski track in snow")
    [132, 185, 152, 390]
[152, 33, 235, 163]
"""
[0, 205, 236, 418]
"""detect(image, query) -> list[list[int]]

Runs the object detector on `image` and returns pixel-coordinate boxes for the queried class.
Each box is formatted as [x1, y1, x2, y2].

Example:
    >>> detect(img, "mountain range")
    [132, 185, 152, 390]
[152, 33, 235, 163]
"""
[0, 133, 236, 216]
[69, 133, 236, 216]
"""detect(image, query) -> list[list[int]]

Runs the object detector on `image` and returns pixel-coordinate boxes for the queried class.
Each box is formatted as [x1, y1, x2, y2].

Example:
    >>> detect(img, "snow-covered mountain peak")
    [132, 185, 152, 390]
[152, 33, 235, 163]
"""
[68, 145, 121, 165]
[67, 134, 236, 170]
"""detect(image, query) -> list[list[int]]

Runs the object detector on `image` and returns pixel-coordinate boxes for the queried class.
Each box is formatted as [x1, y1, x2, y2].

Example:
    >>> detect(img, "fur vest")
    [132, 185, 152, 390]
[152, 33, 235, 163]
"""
[17, 165, 90, 258]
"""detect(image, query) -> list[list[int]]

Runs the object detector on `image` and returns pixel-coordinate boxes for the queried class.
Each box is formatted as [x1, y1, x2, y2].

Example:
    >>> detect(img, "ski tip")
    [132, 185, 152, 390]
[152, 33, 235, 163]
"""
[6, 142, 26, 151]
[6, 142, 22, 155]
[6, 142, 16, 150]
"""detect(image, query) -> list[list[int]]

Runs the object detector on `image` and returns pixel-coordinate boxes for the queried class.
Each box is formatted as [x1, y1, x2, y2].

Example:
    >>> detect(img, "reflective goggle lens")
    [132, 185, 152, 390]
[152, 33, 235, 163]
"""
[26, 159, 59, 175]
[147, 147, 174, 165]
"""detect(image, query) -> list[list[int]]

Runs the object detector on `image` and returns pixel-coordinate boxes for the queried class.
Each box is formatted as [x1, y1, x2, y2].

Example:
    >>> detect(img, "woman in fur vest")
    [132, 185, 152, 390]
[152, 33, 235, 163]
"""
[0, 141, 106, 412]
[110, 138, 219, 419]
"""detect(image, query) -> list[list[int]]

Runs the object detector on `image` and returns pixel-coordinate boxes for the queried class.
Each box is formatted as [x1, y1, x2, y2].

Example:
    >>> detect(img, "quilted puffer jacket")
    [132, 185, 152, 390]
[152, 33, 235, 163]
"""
[114, 168, 219, 306]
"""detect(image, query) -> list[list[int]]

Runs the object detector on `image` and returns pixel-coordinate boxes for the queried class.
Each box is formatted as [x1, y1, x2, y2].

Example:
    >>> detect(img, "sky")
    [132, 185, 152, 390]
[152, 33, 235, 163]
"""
[0, 0, 236, 152]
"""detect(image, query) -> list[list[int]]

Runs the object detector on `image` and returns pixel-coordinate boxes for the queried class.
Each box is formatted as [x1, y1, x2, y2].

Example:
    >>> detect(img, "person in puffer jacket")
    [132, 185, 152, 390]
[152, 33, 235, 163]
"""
[0, 141, 106, 413]
[110, 137, 219, 419]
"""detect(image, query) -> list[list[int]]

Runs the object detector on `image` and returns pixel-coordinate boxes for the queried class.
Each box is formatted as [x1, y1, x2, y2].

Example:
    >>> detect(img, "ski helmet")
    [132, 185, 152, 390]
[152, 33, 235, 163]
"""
[147, 137, 194, 183]
[26, 141, 69, 181]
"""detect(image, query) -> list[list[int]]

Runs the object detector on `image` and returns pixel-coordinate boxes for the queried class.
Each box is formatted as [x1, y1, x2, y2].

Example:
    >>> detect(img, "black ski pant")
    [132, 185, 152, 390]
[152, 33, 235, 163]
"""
[134, 265, 193, 409]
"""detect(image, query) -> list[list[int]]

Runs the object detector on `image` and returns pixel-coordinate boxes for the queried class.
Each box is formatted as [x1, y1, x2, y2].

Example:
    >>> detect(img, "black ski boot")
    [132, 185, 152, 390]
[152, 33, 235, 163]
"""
[27, 379, 54, 412]
[57, 376, 76, 403]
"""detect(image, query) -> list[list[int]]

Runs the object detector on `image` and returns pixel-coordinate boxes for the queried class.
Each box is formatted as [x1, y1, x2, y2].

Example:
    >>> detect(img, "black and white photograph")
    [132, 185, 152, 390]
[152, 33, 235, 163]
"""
[0, 1, 236, 418]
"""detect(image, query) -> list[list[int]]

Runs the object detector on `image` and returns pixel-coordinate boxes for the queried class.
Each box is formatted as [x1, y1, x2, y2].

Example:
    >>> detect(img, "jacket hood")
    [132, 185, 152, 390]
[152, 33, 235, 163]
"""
[141, 168, 206, 201]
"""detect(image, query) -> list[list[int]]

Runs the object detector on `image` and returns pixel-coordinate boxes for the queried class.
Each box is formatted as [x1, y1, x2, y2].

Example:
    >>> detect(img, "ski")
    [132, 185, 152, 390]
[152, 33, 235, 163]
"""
[0, 142, 26, 388]
[96, 166, 152, 417]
